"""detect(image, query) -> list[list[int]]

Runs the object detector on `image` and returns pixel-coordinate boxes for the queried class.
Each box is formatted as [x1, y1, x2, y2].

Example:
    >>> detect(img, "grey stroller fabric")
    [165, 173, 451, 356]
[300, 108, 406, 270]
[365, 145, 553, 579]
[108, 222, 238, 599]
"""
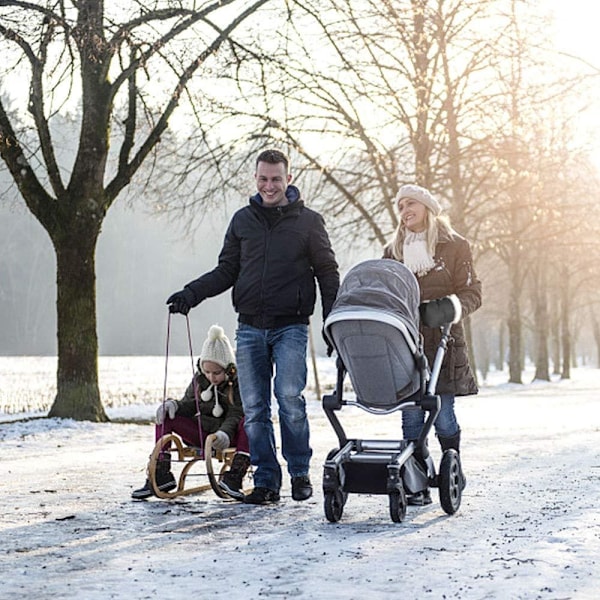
[330, 259, 420, 340]
[325, 259, 422, 411]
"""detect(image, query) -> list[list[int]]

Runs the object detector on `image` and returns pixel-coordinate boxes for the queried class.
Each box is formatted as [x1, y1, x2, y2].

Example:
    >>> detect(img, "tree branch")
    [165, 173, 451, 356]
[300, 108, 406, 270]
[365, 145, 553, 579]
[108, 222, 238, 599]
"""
[106, 0, 271, 201]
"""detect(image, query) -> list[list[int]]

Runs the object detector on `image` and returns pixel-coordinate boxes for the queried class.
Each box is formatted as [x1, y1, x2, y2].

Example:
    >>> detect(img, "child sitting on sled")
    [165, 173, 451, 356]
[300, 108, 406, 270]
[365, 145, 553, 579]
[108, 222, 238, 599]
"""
[132, 324, 250, 500]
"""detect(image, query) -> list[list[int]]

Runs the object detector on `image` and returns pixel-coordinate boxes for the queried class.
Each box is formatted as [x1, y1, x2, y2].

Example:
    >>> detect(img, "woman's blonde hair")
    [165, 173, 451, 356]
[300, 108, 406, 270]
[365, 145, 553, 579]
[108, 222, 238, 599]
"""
[385, 210, 453, 261]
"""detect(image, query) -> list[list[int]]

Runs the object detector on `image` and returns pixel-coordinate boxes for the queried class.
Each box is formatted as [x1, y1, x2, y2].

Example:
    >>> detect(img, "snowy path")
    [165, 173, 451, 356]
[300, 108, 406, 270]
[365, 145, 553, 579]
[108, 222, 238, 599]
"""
[1, 367, 599, 599]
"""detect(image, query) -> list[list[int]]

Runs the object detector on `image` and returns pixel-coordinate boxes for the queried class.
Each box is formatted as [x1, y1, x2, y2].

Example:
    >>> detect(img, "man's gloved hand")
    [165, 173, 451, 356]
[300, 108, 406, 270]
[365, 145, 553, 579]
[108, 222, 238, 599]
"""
[156, 398, 178, 425]
[322, 328, 335, 357]
[166, 288, 196, 315]
[212, 430, 230, 450]
[419, 294, 462, 328]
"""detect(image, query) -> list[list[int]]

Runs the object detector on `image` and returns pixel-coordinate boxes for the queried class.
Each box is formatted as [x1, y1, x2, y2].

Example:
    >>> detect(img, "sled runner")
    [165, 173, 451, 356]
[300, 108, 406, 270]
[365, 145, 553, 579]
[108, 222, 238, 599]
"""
[147, 432, 251, 499]
[321, 259, 463, 523]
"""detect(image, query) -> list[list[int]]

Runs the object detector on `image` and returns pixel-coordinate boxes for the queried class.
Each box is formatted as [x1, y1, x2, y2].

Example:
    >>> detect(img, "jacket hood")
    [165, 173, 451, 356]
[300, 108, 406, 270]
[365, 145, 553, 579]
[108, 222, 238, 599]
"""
[250, 184, 301, 206]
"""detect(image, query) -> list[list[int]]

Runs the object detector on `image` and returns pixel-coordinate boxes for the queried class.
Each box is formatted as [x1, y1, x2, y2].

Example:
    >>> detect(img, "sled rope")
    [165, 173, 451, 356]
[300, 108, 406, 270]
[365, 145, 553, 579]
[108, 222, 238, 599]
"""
[159, 312, 173, 441]
[159, 313, 203, 456]
[186, 314, 204, 456]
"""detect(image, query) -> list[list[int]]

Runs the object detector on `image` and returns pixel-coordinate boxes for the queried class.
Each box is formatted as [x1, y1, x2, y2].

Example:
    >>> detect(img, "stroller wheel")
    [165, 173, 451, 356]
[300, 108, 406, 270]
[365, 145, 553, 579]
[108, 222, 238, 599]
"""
[324, 490, 345, 523]
[389, 489, 407, 523]
[438, 449, 462, 515]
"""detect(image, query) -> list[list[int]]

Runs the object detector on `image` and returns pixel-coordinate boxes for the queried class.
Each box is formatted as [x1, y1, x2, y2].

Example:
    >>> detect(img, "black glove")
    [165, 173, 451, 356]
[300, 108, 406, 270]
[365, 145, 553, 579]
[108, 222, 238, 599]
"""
[322, 328, 335, 357]
[166, 288, 196, 315]
[419, 295, 462, 328]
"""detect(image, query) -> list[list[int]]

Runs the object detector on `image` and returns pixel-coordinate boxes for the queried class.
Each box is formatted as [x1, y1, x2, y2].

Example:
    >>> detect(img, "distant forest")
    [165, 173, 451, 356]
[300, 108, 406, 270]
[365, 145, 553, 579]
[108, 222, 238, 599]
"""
[0, 201, 238, 356]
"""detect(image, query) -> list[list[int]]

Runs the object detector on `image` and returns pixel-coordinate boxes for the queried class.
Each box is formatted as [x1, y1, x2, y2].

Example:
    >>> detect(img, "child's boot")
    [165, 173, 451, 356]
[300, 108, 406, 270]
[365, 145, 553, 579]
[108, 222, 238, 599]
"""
[131, 453, 176, 499]
[218, 452, 251, 500]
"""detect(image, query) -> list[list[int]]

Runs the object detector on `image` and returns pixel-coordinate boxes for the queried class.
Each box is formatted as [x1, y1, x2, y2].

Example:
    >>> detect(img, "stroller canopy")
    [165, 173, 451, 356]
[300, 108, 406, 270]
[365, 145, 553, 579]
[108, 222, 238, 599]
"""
[330, 259, 420, 342]
[324, 259, 423, 409]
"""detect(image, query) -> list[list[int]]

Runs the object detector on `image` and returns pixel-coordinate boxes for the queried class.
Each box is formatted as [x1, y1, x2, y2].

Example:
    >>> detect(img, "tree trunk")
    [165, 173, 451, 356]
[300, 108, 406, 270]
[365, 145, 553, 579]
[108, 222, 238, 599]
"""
[308, 322, 321, 402]
[532, 262, 550, 381]
[507, 314, 522, 383]
[592, 312, 600, 369]
[507, 264, 522, 383]
[411, 1, 432, 186]
[551, 301, 561, 375]
[48, 230, 107, 421]
[560, 266, 571, 380]
[496, 322, 504, 372]
[476, 325, 489, 382]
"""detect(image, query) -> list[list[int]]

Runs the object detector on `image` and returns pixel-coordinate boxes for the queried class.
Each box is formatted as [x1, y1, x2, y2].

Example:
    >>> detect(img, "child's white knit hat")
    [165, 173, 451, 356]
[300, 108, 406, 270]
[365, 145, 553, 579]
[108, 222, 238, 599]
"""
[200, 325, 235, 368]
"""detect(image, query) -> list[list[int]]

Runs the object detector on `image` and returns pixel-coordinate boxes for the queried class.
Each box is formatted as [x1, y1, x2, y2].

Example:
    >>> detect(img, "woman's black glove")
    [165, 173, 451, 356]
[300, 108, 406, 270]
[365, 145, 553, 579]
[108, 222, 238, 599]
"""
[419, 294, 462, 328]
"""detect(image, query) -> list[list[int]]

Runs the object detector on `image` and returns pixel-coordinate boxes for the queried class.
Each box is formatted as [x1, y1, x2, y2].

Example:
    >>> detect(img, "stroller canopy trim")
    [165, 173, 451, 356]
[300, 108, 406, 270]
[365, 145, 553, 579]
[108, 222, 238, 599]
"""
[325, 309, 418, 355]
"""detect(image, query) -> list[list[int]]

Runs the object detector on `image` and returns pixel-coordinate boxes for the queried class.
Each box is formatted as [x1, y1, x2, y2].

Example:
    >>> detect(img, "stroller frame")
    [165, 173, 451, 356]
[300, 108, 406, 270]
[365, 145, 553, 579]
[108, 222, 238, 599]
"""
[322, 311, 463, 524]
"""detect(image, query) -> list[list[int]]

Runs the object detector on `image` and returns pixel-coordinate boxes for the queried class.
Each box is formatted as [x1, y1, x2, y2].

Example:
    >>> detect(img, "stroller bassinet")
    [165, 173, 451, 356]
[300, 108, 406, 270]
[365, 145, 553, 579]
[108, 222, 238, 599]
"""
[322, 259, 463, 523]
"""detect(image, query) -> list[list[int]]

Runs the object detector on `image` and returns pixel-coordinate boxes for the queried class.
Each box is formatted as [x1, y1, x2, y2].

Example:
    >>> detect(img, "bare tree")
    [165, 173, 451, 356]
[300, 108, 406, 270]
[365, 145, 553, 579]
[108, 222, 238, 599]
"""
[0, 0, 271, 420]
[175, 1, 518, 250]
[175, 0, 600, 383]
[181, 0, 600, 383]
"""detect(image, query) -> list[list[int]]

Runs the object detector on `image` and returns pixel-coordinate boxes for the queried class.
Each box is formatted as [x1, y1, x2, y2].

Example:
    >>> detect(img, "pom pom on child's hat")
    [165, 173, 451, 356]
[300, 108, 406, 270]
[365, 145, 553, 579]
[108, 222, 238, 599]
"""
[200, 325, 235, 368]
[397, 184, 442, 216]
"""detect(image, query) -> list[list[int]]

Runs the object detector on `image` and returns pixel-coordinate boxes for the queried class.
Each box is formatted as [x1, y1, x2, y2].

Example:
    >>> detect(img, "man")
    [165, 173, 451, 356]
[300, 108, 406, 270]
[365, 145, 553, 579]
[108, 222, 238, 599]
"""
[167, 149, 340, 505]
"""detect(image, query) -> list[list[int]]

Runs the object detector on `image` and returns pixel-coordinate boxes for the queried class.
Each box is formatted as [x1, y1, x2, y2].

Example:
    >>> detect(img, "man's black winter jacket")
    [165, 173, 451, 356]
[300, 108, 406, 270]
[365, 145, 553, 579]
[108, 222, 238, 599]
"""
[184, 186, 339, 329]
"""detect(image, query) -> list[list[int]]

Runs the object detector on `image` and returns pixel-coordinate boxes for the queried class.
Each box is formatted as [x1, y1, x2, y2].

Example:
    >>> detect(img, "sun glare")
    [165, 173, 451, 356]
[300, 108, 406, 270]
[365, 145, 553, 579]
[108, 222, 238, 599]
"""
[549, 0, 600, 66]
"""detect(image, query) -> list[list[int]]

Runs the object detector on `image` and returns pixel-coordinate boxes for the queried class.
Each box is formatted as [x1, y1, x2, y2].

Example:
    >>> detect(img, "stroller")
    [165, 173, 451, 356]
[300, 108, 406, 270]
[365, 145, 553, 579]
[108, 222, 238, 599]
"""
[322, 259, 463, 523]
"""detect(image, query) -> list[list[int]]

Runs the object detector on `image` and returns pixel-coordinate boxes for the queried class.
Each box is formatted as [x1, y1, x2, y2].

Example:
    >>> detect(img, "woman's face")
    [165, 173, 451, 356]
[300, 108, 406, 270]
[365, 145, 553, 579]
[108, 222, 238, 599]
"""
[398, 197, 428, 232]
[201, 360, 227, 385]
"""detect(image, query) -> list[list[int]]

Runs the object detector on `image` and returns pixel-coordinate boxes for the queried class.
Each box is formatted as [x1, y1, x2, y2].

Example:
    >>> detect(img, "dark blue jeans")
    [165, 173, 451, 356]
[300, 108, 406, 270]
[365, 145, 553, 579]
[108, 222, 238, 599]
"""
[235, 323, 312, 492]
[402, 393, 459, 440]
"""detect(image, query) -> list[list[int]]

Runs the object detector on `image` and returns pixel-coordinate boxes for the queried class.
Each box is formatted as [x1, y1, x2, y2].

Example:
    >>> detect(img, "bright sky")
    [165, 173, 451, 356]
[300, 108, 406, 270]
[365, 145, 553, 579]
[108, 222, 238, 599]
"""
[549, 0, 600, 66]
[546, 0, 600, 167]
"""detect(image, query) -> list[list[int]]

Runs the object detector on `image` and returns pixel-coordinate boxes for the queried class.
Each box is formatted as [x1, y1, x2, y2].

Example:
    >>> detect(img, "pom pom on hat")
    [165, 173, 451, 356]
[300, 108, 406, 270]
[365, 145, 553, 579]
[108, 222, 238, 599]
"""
[397, 184, 442, 216]
[200, 325, 236, 369]
[201, 384, 224, 417]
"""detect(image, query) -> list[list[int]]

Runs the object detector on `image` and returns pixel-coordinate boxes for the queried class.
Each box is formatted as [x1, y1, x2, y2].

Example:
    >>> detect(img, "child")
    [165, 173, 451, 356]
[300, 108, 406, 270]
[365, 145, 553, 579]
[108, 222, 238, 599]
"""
[132, 325, 250, 500]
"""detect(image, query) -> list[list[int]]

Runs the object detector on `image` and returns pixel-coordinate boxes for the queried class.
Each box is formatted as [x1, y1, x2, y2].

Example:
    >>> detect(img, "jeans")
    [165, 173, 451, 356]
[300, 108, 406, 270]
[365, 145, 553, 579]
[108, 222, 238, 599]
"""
[235, 323, 312, 491]
[402, 393, 459, 441]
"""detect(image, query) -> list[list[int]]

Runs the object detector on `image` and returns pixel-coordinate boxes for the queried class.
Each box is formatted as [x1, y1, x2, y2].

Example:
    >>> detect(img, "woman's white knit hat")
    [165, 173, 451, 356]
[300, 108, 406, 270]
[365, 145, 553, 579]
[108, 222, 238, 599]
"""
[397, 184, 442, 216]
[200, 325, 235, 368]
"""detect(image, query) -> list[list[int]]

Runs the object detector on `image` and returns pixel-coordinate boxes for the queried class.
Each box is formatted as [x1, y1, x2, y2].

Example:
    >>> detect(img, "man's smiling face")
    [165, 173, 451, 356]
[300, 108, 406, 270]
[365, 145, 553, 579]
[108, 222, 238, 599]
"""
[255, 161, 292, 207]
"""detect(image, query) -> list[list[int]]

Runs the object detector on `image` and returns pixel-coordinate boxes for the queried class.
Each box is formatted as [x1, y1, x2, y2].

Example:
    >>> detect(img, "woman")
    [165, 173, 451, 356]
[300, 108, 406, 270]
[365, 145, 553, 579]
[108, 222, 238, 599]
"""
[384, 184, 482, 505]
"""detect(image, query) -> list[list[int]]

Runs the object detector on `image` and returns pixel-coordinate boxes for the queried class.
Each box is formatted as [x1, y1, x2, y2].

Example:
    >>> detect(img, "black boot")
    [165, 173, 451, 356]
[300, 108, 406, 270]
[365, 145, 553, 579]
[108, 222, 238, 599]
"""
[405, 439, 432, 506]
[132, 453, 176, 499]
[219, 453, 251, 500]
[291, 475, 313, 501]
[407, 489, 432, 506]
[438, 430, 466, 490]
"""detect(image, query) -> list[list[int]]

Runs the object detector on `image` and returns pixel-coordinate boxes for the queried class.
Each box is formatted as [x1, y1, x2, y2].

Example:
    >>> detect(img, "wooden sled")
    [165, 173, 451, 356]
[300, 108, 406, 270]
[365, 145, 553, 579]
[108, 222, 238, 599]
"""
[147, 432, 251, 500]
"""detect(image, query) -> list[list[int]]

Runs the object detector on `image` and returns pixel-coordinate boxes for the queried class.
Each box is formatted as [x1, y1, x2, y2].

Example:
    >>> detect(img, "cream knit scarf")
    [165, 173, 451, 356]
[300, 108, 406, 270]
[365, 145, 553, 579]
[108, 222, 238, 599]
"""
[403, 231, 435, 277]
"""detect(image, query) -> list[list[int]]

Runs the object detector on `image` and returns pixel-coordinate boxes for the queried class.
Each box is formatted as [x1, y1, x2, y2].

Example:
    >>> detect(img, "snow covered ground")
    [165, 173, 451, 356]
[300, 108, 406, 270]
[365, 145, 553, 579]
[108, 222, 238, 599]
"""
[1, 357, 599, 599]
